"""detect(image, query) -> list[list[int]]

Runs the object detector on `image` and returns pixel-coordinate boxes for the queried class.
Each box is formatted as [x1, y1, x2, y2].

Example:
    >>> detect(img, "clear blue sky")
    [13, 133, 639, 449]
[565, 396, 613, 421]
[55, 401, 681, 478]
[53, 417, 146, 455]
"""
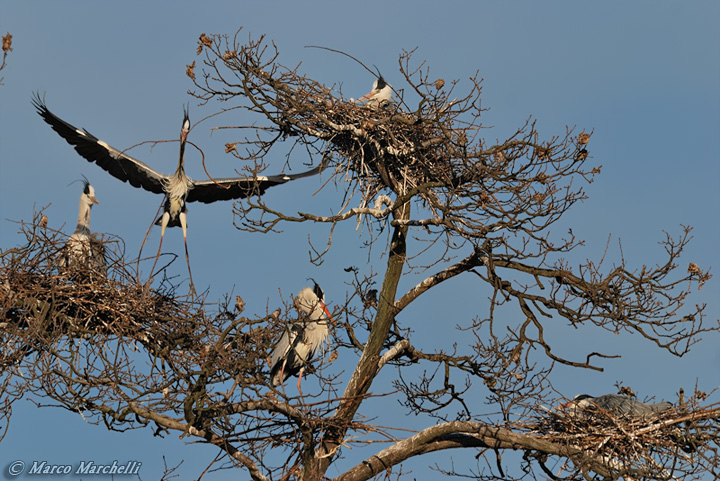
[1, 2, 718, 479]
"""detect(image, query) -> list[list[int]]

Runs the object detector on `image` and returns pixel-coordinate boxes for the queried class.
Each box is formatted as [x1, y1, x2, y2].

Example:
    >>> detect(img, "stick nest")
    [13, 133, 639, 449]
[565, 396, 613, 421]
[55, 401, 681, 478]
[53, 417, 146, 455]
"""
[0, 213, 204, 365]
[525, 400, 720, 478]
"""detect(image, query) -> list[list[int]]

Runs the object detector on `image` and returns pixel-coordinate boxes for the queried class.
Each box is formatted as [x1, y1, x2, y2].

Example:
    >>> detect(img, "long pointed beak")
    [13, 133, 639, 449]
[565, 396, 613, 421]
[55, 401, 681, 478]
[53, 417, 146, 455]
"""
[357, 90, 378, 102]
[320, 301, 337, 327]
[90, 196, 99, 205]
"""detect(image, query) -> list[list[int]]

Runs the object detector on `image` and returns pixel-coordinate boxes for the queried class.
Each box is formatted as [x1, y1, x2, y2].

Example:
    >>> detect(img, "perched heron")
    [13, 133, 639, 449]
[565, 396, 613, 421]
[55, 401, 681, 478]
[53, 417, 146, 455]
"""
[60, 180, 106, 275]
[562, 394, 673, 416]
[33, 94, 323, 289]
[357, 74, 393, 108]
[270, 281, 334, 395]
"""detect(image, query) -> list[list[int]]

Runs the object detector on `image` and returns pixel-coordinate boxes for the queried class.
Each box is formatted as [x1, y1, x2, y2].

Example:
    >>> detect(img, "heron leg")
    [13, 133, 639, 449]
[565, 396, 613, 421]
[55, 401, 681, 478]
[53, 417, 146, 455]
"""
[149, 212, 169, 281]
[137, 202, 164, 285]
[279, 359, 288, 397]
[296, 367, 305, 398]
[180, 212, 196, 296]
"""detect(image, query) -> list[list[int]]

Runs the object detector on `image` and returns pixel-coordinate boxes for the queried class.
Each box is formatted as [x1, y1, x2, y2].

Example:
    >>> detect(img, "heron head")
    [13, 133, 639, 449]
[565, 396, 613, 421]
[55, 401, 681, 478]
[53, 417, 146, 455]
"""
[81, 178, 99, 205]
[294, 286, 319, 315]
[181, 105, 190, 142]
[294, 282, 335, 324]
[570, 394, 595, 409]
[558, 394, 594, 411]
[308, 278, 324, 302]
[358, 73, 392, 103]
[374, 75, 387, 91]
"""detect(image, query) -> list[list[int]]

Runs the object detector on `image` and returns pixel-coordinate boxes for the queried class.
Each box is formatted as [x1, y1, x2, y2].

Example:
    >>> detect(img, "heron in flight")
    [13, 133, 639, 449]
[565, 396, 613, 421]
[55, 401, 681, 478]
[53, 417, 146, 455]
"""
[33, 94, 323, 289]
[270, 281, 334, 396]
[562, 393, 673, 416]
[60, 179, 106, 276]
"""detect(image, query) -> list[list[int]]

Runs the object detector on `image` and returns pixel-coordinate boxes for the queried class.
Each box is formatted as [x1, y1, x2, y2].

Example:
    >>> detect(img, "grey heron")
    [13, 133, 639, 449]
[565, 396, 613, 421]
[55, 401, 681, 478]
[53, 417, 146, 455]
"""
[33, 94, 323, 289]
[563, 394, 673, 416]
[270, 281, 334, 395]
[357, 74, 393, 108]
[60, 180, 106, 275]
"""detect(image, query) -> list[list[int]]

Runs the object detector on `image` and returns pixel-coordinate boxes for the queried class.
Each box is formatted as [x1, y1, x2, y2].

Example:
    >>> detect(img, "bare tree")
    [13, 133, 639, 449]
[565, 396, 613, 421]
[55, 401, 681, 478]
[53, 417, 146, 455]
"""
[1, 29, 718, 481]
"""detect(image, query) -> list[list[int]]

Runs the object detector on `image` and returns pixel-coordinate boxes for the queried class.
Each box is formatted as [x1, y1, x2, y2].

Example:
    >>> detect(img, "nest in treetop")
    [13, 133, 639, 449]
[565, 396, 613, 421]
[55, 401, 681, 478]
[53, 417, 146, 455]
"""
[217, 63, 470, 204]
[0, 213, 203, 361]
[0, 212, 278, 380]
[195, 35, 593, 234]
[310, 98, 458, 197]
[194, 32, 465, 199]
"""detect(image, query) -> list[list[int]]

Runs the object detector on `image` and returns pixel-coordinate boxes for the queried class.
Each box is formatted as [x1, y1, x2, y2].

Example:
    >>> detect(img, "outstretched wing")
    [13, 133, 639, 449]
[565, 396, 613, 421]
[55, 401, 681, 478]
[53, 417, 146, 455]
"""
[33, 93, 167, 195]
[187, 165, 324, 204]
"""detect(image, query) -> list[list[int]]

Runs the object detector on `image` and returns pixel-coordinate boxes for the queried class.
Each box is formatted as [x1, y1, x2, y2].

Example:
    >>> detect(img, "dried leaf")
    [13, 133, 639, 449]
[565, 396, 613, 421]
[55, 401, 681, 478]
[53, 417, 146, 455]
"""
[2, 33, 12, 54]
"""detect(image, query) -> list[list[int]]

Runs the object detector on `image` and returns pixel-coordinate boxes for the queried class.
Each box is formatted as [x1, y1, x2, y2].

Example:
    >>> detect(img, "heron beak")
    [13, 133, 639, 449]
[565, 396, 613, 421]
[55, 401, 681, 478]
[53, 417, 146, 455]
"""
[357, 90, 378, 102]
[90, 196, 99, 205]
[320, 301, 337, 327]
[181, 130, 188, 143]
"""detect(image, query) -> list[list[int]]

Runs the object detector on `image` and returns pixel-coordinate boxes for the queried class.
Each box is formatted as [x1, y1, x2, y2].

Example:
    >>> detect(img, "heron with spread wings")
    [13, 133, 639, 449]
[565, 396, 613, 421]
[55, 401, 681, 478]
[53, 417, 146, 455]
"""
[33, 94, 322, 290]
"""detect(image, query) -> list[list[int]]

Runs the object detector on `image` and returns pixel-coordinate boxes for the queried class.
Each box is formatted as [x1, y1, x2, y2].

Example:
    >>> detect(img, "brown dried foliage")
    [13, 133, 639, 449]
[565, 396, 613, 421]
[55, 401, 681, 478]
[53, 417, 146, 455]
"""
[2, 32, 11, 54]
[0, 32, 11, 85]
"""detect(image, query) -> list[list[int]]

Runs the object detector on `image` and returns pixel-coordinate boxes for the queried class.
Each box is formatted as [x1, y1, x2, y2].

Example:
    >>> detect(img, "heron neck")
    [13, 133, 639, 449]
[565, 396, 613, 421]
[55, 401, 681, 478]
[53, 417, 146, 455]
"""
[175, 140, 187, 177]
[75, 199, 92, 235]
[310, 303, 329, 322]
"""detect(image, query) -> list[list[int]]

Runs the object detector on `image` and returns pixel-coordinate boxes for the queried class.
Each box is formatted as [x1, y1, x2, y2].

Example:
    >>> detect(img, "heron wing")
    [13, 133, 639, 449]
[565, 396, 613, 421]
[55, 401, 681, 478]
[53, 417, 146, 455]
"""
[270, 328, 297, 372]
[33, 93, 167, 195]
[593, 394, 670, 415]
[270, 323, 312, 385]
[187, 165, 324, 204]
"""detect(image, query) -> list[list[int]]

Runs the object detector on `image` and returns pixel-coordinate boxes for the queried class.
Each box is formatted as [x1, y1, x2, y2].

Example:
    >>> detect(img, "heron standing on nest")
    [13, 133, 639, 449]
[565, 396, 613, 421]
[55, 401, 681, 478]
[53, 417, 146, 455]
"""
[61, 179, 106, 275]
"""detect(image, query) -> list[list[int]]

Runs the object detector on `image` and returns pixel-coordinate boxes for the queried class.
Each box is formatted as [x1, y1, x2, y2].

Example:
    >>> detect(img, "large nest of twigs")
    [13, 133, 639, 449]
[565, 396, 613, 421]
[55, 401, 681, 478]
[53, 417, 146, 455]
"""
[528, 401, 720, 478]
[0, 214, 208, 364]
[0, 213, 296, 388]
[301, 94, 458, 197]
[195, 36, 463, 198]
[246, 72, 463, 205]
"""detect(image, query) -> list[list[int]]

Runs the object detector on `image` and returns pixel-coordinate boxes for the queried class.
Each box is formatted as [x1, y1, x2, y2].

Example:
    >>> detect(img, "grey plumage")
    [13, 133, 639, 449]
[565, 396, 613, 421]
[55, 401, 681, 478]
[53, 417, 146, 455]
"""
[270, 282, 333, 390]
[60, 180, 106, 275]
[569, 394, 672, 416]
